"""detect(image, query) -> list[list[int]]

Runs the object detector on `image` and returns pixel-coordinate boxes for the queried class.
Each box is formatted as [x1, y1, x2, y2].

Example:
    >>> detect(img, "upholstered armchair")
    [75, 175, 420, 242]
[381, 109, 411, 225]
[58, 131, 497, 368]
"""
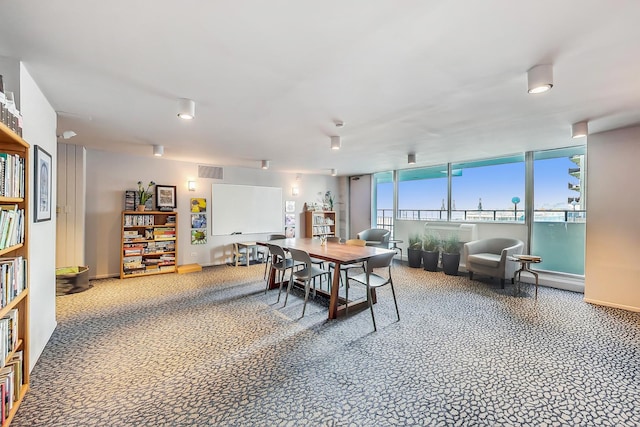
[463, 238, 525, 288]
[356, 228, 391, 248]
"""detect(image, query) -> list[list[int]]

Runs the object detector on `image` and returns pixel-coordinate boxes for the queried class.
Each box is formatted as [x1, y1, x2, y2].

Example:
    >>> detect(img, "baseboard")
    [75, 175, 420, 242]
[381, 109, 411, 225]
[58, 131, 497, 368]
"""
[583, 298, 640, 313]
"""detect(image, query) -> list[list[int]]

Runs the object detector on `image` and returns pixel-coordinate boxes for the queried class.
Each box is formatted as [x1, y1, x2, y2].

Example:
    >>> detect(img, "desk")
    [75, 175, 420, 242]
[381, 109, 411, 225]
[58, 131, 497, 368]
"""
[509, 255, 542, 299]
[235, 241, 261, 267]
[262, 238, 395, 319]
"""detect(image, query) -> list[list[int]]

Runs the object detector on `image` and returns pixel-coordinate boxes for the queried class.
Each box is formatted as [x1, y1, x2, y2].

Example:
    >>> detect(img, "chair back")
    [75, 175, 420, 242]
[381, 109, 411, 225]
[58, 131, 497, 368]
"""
[266, 243, 286, 264]
[269, 234, 286, 240]
[366, 252, 395, 272]
[327, 236, 341, 243]
[345, 238, 366, 247]
[288, 248, 312, 278]
[356, 228, 390, 244]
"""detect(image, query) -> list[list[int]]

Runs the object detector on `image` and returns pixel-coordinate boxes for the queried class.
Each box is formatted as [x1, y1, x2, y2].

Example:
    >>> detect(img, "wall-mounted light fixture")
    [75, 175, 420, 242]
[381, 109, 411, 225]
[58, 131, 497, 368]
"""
[527, 64, 553, 94]
[292, 186, 299, 196]
[571, 121, 588, 138]
[153, 144, 164, 157]
[408, 153, 416, 164]
[330, 136, 341, 150]
[177, 98, 195, 119]
[188, 180, 196, 191]
[261, 160, 270, 170]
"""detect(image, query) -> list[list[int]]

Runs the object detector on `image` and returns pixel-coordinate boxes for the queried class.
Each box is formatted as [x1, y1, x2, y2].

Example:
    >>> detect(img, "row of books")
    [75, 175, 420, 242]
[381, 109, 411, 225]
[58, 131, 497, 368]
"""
[0, 205, 24, 250]
[0, 257, 26, 309]
[0, 309, 18, 369]
[312, 225, 333, 235]
[0, 350, 22, 423]
[312, 214, 334, 225]
[0, 153, 25, 199]
[153, 227, 176, 240]
[123, 214, 156, 227]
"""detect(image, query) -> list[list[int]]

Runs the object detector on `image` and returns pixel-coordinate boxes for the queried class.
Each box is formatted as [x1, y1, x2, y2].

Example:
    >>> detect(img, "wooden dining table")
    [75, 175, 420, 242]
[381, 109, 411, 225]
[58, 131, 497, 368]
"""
[261, 238, 395, 319]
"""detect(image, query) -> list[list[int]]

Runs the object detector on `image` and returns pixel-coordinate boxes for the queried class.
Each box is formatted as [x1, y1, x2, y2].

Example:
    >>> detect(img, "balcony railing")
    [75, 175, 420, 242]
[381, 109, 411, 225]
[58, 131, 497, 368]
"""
[376, 208, 586, 236]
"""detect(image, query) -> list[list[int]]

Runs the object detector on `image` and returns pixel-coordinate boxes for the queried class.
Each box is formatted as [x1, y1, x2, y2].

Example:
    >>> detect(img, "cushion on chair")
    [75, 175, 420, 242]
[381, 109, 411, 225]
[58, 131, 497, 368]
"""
[467, 253, 501, 268]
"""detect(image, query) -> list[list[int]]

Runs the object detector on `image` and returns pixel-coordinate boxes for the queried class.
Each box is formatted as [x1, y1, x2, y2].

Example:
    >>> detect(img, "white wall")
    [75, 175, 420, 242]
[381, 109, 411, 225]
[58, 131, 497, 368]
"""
[56, 143, 86, 267]
[20, 63, 58, 371]
[584, 126, 640, 312]
[86, 149, 339, 278]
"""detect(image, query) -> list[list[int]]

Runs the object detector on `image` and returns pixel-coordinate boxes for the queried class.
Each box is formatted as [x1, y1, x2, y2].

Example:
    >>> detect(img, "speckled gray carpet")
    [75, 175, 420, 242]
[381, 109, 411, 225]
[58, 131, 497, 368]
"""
[12, 263, 640, 426]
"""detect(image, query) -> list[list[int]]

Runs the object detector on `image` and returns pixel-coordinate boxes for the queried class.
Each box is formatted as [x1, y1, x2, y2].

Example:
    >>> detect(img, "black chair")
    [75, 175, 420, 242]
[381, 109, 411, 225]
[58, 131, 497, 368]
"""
[346, 251, 399, 331]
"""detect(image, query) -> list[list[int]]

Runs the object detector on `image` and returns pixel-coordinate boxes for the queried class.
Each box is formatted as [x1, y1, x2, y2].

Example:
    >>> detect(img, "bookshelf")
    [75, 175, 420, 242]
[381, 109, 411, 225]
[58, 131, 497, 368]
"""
[0, 121, 29, 427]
[304, 210, 336, 238]
[120, 211, 178, 279]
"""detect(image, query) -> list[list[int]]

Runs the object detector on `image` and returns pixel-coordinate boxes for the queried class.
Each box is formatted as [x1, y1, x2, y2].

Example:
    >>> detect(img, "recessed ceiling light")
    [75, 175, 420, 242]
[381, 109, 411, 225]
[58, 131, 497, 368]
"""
[330, 136, 341, 150]
[261, 160, 270, 169]
[571, 121, 588, 138]
[177, 98, 195, 119]
[408, 153, 416, 164]
[153, 144, 164, 157]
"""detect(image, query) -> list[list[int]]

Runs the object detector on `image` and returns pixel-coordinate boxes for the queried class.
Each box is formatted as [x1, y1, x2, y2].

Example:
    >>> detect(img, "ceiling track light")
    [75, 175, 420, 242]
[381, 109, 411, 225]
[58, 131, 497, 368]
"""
[408, 153, 416, 164]
[330, 136, 341, 150]
[153, 144, 164, 157]
[177, 98, 195, 119]
[571, 121, 588, 138]
[261, 160, 270, 170]
[330, 168, 337, 176]
[527, 64, 553, 94]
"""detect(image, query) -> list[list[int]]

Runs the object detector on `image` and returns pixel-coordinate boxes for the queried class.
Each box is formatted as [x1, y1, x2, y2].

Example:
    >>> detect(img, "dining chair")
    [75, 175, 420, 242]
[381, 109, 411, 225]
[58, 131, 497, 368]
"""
[263, 234, 288, 279]
[264, 243, 299, 302]
[346, 251, 399, 331]
[232, 243, 248, 267]
[328, 238, 366, 288]
[284, 248, 332, 317]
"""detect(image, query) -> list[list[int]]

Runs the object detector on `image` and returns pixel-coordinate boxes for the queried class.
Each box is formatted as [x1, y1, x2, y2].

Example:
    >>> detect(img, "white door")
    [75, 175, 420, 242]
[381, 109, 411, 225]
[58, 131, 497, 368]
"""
[349, 175, 371, 239]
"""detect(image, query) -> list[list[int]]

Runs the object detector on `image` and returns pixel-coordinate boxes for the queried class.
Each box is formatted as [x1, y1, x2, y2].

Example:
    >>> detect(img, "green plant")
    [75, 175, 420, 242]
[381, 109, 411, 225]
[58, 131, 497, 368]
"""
[422, 233, 440, 252]
[441, 234, 460, 254]
[137, 181, 155, 205]
[409, 234, 422, 250]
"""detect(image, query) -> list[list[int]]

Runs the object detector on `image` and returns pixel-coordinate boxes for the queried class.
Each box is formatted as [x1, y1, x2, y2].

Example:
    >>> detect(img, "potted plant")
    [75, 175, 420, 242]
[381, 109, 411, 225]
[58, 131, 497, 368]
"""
[136, 180, 155, 211]
[441, 234, 461, 275]
[422, 233, 440, 272]
[407, 234, 423, 268]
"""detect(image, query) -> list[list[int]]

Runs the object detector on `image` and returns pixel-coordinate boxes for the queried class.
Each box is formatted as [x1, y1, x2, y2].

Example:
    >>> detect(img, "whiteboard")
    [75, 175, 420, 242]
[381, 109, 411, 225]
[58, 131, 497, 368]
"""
[211, 184, 283, 235]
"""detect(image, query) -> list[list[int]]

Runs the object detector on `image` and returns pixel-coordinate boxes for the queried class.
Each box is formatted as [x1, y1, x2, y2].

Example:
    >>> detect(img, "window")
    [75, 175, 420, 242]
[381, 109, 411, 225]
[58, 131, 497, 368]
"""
[532, 146, 586, 275]
[373, 171, 393, 234]
[450, 155, 525, 221]
[397, 165, 448, 221]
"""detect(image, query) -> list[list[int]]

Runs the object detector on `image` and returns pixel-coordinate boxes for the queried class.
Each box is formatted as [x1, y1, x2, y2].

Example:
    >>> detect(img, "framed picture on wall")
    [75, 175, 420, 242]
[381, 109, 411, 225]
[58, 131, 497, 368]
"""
[34, 145, 52, 222]
[155, 184, 177, 211]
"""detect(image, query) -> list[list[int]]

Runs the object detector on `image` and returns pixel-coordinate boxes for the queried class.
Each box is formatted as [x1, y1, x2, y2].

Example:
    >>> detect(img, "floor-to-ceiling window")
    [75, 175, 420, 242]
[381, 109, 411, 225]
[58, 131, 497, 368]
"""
[397, 165, 448, 221]
[532, 146, 586, 275]
[373, 171, 393, 234]
[450, 155, 525, 222]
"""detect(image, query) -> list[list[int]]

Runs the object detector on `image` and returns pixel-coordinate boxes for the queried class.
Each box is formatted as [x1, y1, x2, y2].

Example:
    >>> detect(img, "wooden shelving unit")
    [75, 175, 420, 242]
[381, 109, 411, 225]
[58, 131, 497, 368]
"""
[120, 211, 178, 279]
[0, 121, 30, 427]
[304, 210, 336, 238]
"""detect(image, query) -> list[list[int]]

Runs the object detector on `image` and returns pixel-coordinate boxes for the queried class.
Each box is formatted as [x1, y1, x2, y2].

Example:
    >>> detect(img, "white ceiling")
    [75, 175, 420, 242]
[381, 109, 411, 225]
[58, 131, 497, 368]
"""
[1, 1, 640, 176]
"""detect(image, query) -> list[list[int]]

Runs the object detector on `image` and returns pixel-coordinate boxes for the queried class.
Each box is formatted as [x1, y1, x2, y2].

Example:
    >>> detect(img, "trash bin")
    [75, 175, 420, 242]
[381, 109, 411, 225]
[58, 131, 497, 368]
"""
[56, 266, 91, 296]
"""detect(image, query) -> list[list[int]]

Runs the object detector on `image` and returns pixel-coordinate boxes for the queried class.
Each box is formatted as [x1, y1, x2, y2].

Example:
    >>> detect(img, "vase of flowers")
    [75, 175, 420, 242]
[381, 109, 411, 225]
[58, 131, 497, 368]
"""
[137, 181, 155, 211]
[323, 191, 335, 211]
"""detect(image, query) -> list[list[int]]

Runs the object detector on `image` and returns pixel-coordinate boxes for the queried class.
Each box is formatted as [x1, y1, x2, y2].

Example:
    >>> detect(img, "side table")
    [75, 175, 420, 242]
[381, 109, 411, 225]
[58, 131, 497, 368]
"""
[509, 255, 542, 299]
[389, 239, 403, 260]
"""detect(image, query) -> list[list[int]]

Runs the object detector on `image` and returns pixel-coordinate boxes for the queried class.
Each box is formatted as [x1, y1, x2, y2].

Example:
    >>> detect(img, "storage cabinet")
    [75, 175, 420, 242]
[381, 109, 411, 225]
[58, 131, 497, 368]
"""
[0, 122, 29, 427]
[304, 211, 336, 238]
[120, 211, 178, 278]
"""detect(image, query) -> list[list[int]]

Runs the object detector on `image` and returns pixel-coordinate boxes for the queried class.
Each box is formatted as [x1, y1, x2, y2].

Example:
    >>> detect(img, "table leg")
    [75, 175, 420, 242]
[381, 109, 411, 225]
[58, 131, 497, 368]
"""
[328, 261, 342, 319]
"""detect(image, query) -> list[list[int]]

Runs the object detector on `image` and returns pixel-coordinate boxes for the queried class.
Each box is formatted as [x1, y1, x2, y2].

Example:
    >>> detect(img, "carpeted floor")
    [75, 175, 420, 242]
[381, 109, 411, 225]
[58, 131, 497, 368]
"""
[12, 263, 640, 426]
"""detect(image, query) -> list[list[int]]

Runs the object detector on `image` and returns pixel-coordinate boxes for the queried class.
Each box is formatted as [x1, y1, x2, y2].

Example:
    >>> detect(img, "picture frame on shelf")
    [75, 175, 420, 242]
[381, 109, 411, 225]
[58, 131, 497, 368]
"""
[34, 145, 52, 222]
[155, 184, 177, 211]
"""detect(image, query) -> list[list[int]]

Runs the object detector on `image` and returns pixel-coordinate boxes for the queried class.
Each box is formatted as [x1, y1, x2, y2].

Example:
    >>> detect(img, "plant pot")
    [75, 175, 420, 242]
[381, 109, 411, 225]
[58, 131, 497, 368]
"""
[136, 205, 146, 212]
[442, 252, 460, 275]
[407, 248, 422, 268]
[422, 250, 439, 272]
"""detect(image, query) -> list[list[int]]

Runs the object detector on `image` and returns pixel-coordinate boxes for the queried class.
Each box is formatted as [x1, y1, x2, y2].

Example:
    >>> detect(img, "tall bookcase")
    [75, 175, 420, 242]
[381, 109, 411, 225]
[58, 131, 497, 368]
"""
[120, 211, 178, 279]
[0, 122, 30, 426]
[304, 210, 336, 238]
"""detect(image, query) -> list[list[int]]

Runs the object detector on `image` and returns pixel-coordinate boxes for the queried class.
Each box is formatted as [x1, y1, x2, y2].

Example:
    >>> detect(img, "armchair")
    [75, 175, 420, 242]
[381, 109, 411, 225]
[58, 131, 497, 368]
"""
[356, 228, 390, 248]
[463, 238, 524, 288]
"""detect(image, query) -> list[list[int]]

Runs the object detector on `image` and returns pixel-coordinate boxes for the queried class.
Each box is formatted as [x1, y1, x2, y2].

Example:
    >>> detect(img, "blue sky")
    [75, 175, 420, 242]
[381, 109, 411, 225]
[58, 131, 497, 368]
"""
[377, 157, 581, 210]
